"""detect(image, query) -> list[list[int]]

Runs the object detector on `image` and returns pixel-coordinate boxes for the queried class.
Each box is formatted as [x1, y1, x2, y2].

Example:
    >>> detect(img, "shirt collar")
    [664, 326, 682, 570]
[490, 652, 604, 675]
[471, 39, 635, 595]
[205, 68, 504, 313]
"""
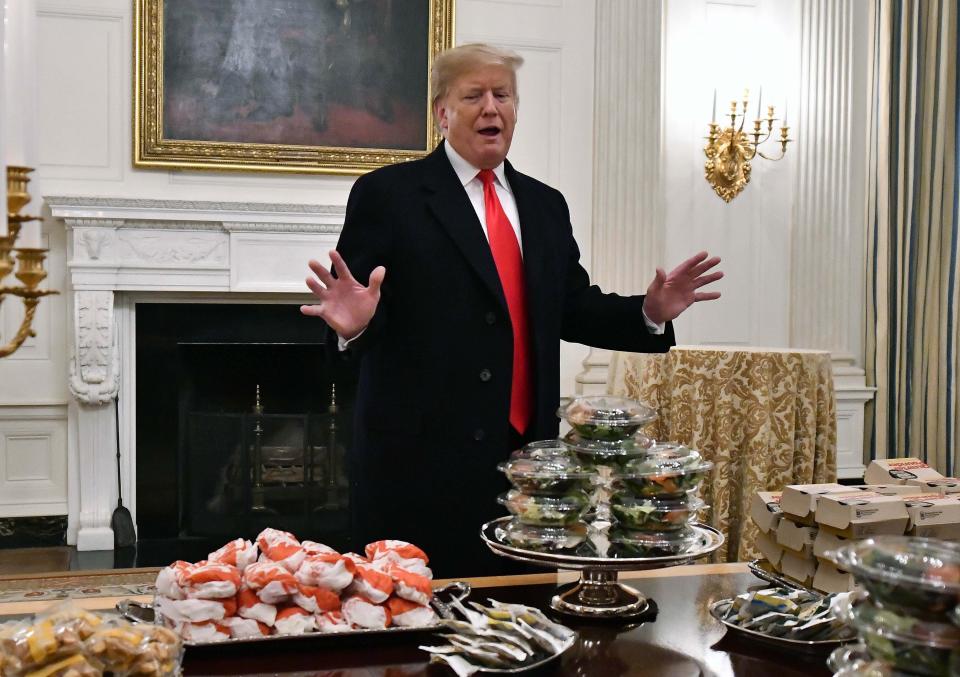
[444, 141, 508, 189]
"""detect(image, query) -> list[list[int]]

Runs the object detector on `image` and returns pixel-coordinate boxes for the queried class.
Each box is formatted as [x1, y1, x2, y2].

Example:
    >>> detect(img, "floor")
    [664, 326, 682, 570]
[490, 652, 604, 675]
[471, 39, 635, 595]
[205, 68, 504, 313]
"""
[0, 546, 122, 575]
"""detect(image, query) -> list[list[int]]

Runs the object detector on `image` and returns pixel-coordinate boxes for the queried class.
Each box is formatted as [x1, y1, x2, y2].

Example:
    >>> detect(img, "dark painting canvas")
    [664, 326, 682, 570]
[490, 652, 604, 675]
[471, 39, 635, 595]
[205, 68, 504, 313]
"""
[162, 0, 429, 151]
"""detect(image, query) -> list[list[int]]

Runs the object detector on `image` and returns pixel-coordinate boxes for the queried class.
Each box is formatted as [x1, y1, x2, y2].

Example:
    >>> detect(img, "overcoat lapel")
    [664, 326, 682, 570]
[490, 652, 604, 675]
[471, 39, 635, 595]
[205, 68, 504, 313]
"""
[422, 144, 508, 313]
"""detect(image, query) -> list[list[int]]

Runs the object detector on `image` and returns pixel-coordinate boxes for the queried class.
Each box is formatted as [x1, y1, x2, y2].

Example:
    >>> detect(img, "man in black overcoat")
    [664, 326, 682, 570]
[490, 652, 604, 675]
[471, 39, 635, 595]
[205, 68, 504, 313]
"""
[302, 43, 722, 576]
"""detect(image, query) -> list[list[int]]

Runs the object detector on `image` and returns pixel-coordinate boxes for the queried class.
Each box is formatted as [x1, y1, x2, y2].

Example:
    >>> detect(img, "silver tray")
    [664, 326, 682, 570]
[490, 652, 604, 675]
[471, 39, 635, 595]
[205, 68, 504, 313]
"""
[708, 598, 857, 654]
[481, 517, 724, 571]
[117, 581, 470, 648]
[481, 517, 723, 619]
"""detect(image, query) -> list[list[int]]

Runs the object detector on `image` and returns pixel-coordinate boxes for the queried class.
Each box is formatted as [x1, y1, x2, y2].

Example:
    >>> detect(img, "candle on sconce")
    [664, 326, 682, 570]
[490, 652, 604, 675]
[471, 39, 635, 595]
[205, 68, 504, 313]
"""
[784, 99, 789, 126]
[20, 221, 42, 249]
[712, 89, 717, 122]
[756, 87, 763, 119]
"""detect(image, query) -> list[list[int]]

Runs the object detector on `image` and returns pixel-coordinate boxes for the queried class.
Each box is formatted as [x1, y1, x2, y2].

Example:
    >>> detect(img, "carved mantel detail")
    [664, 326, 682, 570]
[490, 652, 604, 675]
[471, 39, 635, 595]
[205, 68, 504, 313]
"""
[69, 290, 119, 405]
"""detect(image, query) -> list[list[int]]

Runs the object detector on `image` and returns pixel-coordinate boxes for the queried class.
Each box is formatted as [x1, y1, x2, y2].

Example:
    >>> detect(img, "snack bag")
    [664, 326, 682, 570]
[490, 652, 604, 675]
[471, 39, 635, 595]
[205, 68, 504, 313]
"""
[1, 602, 103, 676]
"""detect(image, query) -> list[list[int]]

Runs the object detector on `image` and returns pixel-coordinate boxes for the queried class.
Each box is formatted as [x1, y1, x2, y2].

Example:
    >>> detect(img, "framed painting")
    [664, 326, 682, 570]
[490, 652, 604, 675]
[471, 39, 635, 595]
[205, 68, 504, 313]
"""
[134, 0, 454, 175]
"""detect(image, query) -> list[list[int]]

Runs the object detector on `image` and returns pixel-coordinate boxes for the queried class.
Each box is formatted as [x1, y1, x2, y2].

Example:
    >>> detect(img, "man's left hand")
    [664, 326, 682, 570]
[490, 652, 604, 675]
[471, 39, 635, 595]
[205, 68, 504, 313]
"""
[642, 251, 723, 325]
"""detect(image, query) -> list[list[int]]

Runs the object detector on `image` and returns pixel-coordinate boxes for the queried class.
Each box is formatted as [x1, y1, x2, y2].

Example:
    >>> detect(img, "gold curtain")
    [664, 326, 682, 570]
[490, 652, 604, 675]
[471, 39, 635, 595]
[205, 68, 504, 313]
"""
[865, 0, 960, 474]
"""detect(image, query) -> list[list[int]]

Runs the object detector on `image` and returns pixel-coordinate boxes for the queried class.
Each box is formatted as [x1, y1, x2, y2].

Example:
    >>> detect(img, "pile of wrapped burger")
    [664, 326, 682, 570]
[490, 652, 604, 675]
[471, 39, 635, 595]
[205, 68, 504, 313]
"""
[154, 529, 437, 641]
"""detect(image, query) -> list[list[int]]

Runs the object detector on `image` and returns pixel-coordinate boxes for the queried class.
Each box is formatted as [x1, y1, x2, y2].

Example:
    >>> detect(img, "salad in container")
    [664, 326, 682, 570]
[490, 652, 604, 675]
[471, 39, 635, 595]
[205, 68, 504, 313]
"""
[614, 445, 713, 498]
[497, 444, 596, 496]
[832, 591, 960, 676]
[829, 537, 960, 623]
[608, 525, 702, 557]
[610, 492, 705, 532]
[499, 489, 590, 528]
[499, 520, 588, 553]
[561, 430, 655, 467]
[558, 396, 656, 441]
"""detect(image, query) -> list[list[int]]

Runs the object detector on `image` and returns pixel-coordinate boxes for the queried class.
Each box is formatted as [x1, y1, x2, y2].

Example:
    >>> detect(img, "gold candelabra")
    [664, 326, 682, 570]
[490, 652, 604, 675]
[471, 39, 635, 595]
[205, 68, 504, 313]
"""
[704, 89, 792, 202]
[0, 166, 58, 358]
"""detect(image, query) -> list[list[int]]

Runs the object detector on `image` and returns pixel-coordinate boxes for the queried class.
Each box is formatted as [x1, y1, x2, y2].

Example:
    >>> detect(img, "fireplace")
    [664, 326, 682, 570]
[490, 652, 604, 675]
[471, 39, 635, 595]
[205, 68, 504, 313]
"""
[48, 196, 346, 552]
[133, 302, 358, 563]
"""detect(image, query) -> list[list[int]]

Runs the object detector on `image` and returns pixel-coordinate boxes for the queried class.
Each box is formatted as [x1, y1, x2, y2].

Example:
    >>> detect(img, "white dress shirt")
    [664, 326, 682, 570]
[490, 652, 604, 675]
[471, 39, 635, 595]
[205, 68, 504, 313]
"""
[443, 143, 524, 253]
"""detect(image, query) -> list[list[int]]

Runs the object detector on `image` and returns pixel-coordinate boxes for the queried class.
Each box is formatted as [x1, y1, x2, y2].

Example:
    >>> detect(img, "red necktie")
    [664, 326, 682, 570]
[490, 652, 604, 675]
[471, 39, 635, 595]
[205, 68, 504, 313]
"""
[478, 169, 532, 434]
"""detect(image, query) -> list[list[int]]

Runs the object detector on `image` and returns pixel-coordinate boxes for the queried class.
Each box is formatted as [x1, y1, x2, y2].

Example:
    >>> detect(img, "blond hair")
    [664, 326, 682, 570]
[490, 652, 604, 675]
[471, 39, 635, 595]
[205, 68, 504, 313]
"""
[430, 43, 524, 108]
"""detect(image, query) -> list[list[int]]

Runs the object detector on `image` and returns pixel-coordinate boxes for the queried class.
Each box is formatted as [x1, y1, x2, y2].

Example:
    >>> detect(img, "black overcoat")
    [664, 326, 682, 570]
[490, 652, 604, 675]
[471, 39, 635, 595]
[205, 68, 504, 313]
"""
[333, 143, 675, 575]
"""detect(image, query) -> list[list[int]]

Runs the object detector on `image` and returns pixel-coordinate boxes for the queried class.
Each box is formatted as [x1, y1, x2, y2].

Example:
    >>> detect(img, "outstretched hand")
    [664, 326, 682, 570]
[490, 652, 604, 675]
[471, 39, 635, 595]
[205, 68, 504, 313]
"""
[642, 251, 723, 325]
[300, 250, 385, 340]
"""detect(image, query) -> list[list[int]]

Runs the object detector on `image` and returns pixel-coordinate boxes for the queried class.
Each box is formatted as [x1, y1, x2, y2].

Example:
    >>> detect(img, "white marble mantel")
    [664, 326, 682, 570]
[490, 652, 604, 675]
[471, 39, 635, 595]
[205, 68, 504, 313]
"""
[46, 196, 344, 551]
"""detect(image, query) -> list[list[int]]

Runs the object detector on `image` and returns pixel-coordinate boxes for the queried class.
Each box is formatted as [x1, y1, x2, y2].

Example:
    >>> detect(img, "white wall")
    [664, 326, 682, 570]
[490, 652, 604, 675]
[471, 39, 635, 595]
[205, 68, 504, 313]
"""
[663, 0, 801, 348]
[0, 0, 597, 517]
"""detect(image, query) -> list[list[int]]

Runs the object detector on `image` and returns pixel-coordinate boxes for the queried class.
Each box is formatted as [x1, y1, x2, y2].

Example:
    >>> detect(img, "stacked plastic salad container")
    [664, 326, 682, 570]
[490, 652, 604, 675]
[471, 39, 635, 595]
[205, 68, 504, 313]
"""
[496, 396, 714, 557]
[826, 537, 960, 677]
[497, 440, 596, 552]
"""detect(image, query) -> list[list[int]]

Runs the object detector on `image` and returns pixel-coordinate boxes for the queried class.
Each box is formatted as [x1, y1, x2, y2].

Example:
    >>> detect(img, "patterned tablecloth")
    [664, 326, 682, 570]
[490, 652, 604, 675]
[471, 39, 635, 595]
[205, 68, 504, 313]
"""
[608, 346, 837, 562]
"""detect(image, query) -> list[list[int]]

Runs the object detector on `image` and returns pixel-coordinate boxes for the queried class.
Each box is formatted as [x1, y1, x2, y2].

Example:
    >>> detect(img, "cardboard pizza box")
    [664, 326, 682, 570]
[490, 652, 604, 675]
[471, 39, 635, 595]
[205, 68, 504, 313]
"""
[779, 483, 849, 524]
[756, 530, 785, 568]
[904, 493, 960, 539]
[776, 517, 818, 557]
[751, 491, 783, 534]
[864, 458, 944, 485]
[780, 550, 817, 587]
[815, 491, 909, 538]
[905, 478, 960, 495]
[813, 561, 856, 594]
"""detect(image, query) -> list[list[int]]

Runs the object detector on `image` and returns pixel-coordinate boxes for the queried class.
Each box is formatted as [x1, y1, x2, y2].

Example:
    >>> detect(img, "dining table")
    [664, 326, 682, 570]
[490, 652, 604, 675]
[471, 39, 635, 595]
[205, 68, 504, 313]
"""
[0, 562, 837, 676]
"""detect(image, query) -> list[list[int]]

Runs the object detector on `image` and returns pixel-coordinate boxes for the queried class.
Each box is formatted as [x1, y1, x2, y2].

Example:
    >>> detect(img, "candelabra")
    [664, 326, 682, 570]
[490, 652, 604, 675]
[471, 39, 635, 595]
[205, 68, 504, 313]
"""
[0, 167, 58, 358]
[703, 89, 792, 202]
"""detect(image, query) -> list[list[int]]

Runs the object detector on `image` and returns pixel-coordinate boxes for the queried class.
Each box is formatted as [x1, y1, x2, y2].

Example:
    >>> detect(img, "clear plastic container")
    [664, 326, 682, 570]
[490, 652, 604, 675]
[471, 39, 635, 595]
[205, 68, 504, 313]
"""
[828, 644, 898, 677]
[608, 525, 702, 557]
[614, 445, 713, 498]
[497, 444, 596, 496]
[558, 396, 656, 441]
[609, 493, 705, 532]
[498, 489, 590, 527]
[829, 537, 960, 623]
[833, 591, 960, 676]
[498, 519, 587, 552]
[561, 430, 655, 467]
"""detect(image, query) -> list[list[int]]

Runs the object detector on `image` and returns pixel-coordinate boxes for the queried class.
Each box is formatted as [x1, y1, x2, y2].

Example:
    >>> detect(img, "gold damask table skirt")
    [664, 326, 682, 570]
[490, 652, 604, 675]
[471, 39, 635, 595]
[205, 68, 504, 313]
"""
[608, 346, 837, 562]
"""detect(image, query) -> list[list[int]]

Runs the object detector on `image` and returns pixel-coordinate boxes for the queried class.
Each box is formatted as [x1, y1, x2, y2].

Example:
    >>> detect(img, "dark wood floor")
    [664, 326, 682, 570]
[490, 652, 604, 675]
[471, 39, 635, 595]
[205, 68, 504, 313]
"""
[0, 547, 72, 575]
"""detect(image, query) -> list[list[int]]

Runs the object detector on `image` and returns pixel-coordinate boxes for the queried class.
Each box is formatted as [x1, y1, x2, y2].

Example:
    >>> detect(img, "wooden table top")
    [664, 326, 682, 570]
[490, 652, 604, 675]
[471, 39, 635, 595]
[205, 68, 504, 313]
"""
[0, 563, 836, 676]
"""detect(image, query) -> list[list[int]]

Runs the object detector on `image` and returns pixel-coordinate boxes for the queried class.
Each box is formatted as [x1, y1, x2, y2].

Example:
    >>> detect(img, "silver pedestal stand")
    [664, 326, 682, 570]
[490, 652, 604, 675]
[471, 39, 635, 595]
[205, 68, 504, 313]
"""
[481, 517, 724, 620]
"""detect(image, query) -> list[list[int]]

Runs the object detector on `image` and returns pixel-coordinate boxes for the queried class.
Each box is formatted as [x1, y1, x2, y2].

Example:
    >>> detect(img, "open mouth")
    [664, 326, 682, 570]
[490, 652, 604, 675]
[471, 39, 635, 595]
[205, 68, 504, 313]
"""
[478, 126, 501, 137]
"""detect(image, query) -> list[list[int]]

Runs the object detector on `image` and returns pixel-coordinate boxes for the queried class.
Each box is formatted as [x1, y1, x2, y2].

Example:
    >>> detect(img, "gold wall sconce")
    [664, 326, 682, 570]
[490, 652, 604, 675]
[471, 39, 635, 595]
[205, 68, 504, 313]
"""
[0, 166, 58, 358]
[704, 89, 792, 202]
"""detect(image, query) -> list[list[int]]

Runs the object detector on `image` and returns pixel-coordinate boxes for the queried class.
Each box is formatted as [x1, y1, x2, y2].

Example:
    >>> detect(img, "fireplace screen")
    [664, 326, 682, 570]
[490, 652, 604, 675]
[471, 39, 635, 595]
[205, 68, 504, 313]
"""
[184, 396, 350, 537]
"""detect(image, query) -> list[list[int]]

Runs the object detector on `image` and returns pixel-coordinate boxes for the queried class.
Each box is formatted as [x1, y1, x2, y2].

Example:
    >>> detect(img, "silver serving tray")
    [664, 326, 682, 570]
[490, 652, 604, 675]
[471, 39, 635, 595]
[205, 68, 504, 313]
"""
[708, 598, 856, 654]
[117, 581, 470, 648]
[481, 517, 724, 570]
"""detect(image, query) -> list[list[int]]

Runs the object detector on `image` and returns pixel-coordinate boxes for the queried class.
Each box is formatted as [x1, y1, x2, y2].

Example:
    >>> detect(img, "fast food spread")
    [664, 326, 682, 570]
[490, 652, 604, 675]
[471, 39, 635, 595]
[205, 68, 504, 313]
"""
[153, 530, 438, 642]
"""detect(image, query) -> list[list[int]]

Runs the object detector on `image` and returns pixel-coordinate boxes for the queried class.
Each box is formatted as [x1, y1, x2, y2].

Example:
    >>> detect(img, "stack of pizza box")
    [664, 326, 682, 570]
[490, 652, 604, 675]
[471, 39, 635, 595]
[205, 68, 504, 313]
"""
[749, 458, 960, 594]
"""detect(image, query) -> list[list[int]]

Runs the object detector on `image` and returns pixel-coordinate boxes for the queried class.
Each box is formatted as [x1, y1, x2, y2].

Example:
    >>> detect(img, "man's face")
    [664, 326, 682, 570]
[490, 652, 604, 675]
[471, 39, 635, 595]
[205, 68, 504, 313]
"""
[435, 65, 517, 169]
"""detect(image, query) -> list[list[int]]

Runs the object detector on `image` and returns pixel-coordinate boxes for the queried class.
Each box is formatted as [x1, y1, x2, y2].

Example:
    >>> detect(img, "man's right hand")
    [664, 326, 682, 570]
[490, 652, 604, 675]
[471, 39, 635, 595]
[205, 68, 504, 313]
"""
[300, 250, 385, 340]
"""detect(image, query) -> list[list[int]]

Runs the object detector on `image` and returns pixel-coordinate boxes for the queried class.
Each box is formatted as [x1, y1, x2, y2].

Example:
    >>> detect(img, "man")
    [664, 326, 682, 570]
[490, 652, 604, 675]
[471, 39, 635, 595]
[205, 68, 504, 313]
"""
[301, 43, 722, 576]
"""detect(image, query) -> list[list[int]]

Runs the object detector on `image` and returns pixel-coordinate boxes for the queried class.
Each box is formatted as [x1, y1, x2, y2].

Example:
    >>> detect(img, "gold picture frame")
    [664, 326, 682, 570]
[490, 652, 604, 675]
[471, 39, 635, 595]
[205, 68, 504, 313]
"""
[134, 0, 454, 175]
